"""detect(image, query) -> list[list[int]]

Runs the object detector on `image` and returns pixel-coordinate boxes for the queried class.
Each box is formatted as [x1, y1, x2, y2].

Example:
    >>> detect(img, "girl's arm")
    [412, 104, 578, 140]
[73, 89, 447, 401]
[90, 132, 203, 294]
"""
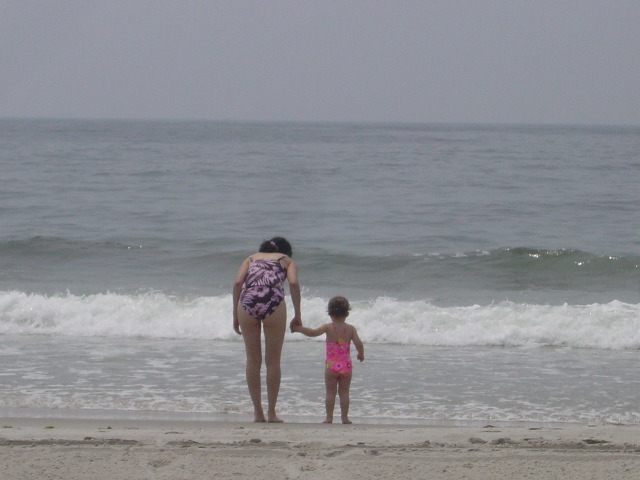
[292, 323, 328, 338]
[351, 327, 365, 362]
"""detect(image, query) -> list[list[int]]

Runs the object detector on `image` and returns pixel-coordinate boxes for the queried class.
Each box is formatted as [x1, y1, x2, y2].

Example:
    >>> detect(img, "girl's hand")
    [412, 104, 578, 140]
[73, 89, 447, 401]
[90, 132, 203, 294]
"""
[233, 318, 241, 335]
[357, 353, 364, 362]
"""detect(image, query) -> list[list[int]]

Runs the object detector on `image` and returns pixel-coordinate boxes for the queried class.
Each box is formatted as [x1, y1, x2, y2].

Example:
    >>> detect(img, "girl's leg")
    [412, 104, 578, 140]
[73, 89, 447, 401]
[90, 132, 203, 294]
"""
[324, 369, 338, 423]
[338, 373, 352, 424]
[262, 301, 287, 423]
[238, 308, 265, 422]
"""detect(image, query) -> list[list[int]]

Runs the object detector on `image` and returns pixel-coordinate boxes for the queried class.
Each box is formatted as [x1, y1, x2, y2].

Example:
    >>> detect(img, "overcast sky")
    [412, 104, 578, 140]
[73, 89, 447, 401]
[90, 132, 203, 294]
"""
[1, 1, 638, 125]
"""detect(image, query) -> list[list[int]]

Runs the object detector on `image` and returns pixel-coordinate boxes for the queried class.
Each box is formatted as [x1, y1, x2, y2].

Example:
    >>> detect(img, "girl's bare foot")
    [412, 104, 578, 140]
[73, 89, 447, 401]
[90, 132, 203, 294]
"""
[322, 418, 333, 424]
[342, 418, 352, 424]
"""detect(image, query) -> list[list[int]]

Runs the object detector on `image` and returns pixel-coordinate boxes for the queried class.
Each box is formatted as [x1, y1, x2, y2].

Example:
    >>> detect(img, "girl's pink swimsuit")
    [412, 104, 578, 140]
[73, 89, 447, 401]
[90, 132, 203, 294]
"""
[325, 324, 353, 376]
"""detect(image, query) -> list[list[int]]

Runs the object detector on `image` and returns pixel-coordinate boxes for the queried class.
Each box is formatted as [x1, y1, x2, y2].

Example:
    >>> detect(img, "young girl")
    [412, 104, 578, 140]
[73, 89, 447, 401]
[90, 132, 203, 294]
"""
[291, 296, 364, 424]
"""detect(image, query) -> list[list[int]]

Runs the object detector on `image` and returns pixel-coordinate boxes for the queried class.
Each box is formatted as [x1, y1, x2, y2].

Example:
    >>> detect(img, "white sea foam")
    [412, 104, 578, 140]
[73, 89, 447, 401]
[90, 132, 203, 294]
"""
[1, 291, 638, 350]
[352, 297, 640, 349]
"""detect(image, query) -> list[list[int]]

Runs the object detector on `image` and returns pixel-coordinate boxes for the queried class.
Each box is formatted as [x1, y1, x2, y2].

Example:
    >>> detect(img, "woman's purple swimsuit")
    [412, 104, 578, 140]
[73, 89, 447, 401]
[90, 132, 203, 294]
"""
[240, 257, 287, 320]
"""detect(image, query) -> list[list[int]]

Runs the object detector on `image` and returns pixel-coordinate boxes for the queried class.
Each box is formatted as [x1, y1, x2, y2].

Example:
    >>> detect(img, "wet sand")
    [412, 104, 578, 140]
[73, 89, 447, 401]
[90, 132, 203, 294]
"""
[1, 417, 639, 479]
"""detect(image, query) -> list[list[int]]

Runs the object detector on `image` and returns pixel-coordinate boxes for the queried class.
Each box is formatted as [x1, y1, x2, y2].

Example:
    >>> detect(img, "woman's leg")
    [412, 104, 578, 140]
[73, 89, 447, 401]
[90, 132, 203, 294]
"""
[262, 301, 287, 422]
[338, 373, 352, 424]
[238, 307, 266, 422]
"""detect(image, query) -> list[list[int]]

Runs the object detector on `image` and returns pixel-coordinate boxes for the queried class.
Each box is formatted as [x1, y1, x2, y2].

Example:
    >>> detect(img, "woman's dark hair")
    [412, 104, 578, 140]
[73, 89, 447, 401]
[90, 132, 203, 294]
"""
[259, 236, 293, 257]
[327, 296, 351, 318]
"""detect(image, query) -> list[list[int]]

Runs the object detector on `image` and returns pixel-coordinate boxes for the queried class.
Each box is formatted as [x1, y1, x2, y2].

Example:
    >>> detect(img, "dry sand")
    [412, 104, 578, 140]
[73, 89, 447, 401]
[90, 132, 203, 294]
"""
[1, 416, 639, 479]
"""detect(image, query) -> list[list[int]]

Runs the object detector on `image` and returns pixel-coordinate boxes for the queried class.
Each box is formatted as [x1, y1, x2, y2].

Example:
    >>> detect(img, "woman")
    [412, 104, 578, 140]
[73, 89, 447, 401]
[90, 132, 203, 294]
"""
[232, 236, 302, 422]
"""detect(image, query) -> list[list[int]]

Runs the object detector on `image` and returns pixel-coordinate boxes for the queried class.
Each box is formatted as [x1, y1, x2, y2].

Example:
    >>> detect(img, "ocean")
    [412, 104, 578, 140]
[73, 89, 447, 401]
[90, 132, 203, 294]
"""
[1, 119, 639, 424]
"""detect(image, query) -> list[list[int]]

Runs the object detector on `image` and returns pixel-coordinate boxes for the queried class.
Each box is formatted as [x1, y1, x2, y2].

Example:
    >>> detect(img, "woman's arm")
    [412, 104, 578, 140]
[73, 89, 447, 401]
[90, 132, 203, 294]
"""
[286, 259, 302, 325]
[232, 258, 250, 335]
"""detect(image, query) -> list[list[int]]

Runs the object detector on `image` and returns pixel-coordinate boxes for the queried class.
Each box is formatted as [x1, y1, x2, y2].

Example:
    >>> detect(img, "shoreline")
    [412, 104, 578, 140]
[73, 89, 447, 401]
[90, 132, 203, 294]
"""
[4, 406, 633, 429]
[1, 414, 639, 479]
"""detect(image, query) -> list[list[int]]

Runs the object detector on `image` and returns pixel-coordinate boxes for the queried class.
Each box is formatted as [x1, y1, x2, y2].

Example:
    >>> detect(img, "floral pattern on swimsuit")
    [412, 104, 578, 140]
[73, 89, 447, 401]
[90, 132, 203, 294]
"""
[326, 339, 352, 376]
[240, 259, 287, 320]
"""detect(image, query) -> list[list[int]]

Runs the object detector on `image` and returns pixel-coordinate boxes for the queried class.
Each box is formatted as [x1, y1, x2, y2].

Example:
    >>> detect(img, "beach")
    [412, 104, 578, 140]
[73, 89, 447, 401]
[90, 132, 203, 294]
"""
[2, 121, 639, 478]
[1, 416, 639, 479]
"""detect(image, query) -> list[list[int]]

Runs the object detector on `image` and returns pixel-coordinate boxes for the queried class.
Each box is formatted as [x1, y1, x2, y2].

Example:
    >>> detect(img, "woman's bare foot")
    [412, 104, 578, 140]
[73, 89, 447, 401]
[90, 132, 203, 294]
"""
[253, 409, 267, 423]
[342, 418, 352, 424]
[322, 418, 333, 424]
[265, 408, 283, 423]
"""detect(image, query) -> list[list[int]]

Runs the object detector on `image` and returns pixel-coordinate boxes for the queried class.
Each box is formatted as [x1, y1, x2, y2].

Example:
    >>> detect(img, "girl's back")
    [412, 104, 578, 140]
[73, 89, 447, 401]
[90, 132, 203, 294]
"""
[324, 321, 355, 344]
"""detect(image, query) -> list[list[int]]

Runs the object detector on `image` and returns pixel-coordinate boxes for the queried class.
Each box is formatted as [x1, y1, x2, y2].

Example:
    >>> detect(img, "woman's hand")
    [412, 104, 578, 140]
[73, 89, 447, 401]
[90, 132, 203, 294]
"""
[233, 317, 241, 335]
[289, 316, 302, 333]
